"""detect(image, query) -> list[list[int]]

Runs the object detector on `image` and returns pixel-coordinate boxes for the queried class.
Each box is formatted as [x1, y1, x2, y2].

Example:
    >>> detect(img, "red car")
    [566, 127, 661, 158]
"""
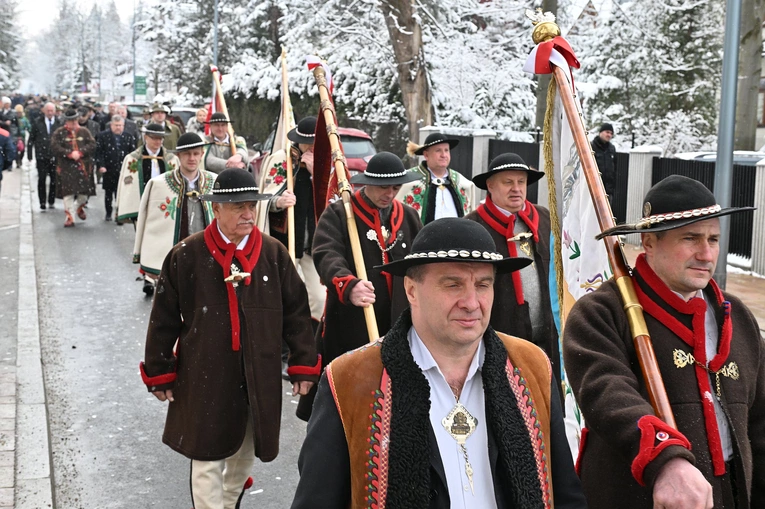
[250, 127, 376, 181]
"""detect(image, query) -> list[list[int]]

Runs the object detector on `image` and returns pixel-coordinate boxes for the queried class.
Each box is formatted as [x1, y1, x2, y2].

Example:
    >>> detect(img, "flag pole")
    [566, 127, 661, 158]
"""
[281, 49, 296, 262]
[311, 64, 380, 342]
[210, 65, 238, 156]
[530, 12, 676, 428]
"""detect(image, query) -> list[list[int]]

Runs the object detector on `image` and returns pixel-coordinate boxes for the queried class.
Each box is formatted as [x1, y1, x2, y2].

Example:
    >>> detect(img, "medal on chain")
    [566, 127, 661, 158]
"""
[442, 402, 478, 494]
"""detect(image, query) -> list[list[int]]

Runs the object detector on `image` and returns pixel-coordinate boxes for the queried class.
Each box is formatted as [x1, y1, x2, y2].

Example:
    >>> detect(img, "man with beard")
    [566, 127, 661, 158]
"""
[95, 115, 136, 221]
[115, 123, 179, 224]
[50, 108, 96, 227]
[397, 132, 477, 224]
[27, 102, 61, 210]
[133, 132, 216, 296]
[465, 153, 560, 389]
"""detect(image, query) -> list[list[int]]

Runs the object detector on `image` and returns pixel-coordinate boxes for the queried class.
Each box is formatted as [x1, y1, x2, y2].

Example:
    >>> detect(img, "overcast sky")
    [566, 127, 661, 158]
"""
[18, 0, 134, 38]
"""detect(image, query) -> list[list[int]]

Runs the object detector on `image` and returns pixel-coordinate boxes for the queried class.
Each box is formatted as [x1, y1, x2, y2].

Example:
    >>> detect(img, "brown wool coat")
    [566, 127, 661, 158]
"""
[142, 229, 318, 462]
[50, 125, 96, 198]
[564, 259, 765, 508]
[465, 205, 559, 382]
[312, 193, 422, 364]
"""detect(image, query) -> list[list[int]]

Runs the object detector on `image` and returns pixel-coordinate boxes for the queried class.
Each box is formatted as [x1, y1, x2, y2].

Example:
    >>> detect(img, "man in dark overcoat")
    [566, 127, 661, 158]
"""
[591, 122, 616, 199]
[50, 108, 96, 227]
[564, 175, 765, 509]
[140, 168, 319, 509]
[466, 153, 560, 388]
[95, 115, 136, 220]
[27, 102, 61, 210]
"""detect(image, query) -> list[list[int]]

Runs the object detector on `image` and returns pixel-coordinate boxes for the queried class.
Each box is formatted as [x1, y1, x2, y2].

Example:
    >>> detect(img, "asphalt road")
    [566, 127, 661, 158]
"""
[31, 181, 307, 508]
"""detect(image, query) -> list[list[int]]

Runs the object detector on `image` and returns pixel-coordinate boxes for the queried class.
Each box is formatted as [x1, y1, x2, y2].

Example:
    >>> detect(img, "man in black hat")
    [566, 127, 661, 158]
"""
[258, 116, 325, 332]
[77, 105, 100, 138]
[591, 122, 616, 199]
[203, 112, 249, 173]
[142, 103, 180, 150]
[397, 132, 477, 224]
[298, 152, 422, 420]
[292, 217, 587, 509]
[564, 175, 765, 509]
[50, 108, 97, 227]
[141, 167, 319, 509]
[133, 132, 216, 295]
[27, 101, 61, 210]
[115, 123, 179, 224]
[95, 115, 137, 220]
[466, 153, 560, 388]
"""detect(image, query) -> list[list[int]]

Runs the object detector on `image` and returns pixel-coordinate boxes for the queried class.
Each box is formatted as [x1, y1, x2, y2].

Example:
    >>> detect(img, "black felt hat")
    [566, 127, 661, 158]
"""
[62, 108, 79, 120]
[407, 132, 459, 156]
[174, 132, 210, 152]
[473, 153, 545, 190]
[596, 174, 755, 239]
[205, 112, 231, 124]
[349, 152, 421, 186]
[378, 218, 532, 277]
[287, 116, 317, 144]
[142, 123, 167, 137]
[201, 168, 271, 203]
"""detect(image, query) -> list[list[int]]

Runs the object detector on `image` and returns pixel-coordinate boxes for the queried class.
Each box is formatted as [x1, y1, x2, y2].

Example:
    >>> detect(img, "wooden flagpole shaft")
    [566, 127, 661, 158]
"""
[281, 50, 296, 262]
[210, 66, 238, 155]
[312, 65, 380, 342]
[551, 65, 677, 428]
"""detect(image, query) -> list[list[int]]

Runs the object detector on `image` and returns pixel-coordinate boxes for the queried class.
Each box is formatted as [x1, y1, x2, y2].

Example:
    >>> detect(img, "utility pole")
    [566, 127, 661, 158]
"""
[98, 6, 102, 96]
[212, 0, 219, 94]
[713, 0, 743, 289]
[132, 0, 137, 102]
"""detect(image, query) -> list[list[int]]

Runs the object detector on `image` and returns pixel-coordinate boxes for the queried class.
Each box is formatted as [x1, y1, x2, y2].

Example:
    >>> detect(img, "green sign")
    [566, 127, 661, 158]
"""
[135, 76, 147, 95]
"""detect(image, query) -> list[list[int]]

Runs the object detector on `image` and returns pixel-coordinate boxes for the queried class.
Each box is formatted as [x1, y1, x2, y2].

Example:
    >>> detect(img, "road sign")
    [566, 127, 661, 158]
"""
[135, 76, 147, 96]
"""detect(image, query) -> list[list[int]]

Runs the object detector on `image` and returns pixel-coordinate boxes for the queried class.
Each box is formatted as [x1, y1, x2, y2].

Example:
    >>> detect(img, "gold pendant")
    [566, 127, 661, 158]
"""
[519, 240, 532, 257]
[442, 402, 478, 495]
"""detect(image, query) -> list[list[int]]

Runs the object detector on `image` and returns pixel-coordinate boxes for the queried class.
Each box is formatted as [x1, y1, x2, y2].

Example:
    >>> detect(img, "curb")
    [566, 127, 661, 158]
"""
[15, 166, 54, 508]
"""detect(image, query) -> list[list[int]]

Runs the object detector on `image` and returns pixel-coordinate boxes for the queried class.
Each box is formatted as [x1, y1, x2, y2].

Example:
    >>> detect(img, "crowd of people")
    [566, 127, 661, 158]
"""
[5, 88, 763, 509]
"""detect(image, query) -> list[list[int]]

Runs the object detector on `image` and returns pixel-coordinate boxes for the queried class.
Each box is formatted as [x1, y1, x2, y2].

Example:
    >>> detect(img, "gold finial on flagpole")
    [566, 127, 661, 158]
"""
[525, 8, 561, 44]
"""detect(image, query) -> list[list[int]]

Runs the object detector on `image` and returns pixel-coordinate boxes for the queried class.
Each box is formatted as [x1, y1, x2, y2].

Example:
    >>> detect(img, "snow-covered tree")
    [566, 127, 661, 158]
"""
[0, 0, 22, 91]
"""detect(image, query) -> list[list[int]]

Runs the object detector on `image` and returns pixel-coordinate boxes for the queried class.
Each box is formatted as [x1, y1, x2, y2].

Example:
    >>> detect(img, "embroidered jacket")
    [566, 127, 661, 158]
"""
[564, 254, 765, 508]
[115, 146, 179, 222]
[292, 310, 589, 508]
[395, 162, 477, 224]
[50, 125, 97, 198]
[132, 169, 215, 275]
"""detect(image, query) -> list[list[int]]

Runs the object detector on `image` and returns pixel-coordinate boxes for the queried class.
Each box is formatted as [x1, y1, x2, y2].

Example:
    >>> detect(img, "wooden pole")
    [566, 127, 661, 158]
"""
[550, 66, 676, 428]
[530, 14, 676, 427]
[210, 65, 238, 156]
[281, 50, 296, 262]
[311, 65, 380, 342]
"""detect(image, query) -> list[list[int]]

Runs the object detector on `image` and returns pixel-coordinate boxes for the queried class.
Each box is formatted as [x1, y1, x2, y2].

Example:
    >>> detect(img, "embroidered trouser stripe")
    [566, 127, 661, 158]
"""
[189, 419, 255, 509]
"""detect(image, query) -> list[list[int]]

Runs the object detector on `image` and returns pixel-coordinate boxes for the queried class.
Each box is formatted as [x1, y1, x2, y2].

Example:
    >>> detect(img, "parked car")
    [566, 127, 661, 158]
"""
[250, 127, 376, 179]
[675, 151, 765, 166]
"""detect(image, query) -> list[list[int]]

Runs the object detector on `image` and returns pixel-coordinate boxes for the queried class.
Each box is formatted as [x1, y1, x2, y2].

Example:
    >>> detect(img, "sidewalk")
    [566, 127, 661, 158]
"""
[0, 162, 54, 508]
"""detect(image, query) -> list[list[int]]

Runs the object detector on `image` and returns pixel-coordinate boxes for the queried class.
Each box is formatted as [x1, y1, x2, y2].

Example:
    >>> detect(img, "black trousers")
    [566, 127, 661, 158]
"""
[104, 186, 117, 216]
[37, 162, 56, 205]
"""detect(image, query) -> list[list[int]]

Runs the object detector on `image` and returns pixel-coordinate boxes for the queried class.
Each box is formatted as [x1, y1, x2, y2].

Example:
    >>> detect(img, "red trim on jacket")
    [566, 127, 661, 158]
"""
[351, 190, 404, 296]
[575, 427, 589, 476]
[204, 219, 263, 351]
[634, 254, 730, 476]
[287, 355, 322, 377]
[332, 275, 357, 305]
[476, 196, 539, 306]
[139, 361, 177, 387]
[631, 415, 692, 486]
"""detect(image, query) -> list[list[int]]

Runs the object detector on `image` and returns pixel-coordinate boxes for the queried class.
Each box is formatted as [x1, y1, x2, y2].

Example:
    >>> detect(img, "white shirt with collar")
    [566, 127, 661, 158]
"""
[408, 327, 498, 509]
[217, 223, 249, 250]
[428, 167, 459, 220]
[671, 288, 733, 461]
[146, 146, 162, 179]
[214, 134, 230, 145]
[183, 172, 199, 191]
